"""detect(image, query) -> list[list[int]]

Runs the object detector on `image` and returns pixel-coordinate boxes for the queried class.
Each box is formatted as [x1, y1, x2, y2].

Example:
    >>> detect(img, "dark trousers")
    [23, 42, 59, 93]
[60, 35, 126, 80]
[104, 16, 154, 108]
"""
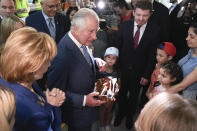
[68, 125, 91, 131]
[116, 70, 141, 120]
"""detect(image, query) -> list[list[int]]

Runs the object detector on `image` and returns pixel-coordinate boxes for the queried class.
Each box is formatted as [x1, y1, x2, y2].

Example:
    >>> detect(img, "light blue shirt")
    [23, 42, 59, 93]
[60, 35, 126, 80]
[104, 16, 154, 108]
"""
[41, 10, 55, 30]
[178, 49, 197, 91]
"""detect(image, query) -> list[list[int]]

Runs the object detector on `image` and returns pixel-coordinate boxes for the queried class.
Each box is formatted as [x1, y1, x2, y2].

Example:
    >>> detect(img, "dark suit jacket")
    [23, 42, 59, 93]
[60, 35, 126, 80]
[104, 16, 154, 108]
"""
[47, 33, 97, 128]
[26, 11, 69, 43]
[0, 78, 61, 131]
[169, 4, 189, 61]
[116, 18, 160, 80]
[151, 1, 170, 42]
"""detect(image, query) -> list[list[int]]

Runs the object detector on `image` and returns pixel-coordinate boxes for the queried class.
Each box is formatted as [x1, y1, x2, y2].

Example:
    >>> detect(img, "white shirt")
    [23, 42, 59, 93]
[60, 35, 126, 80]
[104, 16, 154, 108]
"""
[42, 10, 55, 30]
[133, 21, 147, 45]
[169, 2, 178, 14]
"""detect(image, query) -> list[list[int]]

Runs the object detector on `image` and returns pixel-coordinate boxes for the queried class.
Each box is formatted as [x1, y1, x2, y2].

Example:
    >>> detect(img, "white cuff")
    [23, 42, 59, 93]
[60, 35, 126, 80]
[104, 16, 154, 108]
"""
[83, 95, 86, 106]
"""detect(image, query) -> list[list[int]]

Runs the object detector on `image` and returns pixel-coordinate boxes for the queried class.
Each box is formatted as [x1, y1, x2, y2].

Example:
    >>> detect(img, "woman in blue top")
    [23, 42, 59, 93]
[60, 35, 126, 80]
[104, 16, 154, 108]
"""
[0, 27, 65, 131]
[168, 23, 197, 100]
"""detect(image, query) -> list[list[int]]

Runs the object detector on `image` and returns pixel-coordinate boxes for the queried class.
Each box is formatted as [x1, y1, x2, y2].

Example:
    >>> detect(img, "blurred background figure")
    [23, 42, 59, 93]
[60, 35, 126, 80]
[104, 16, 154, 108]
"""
[0, 15, 25, 49]
[65, 6, 78, 30]
[0, 84, 16, 131]
[15, 0, 30, 20]
[28, 0, 42, 15]
[62, 0, 73, 11]
[112, 0, 132, 23]
[168, 0, 189, 62]
[0, 0, 16, 23]
[135, 92, 197, 131]
[83, 0, 96, 8]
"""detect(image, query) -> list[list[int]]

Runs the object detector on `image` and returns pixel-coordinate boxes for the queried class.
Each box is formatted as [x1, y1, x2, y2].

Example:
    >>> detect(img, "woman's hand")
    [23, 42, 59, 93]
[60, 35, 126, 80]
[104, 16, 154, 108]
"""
[46, 88, 66, 107]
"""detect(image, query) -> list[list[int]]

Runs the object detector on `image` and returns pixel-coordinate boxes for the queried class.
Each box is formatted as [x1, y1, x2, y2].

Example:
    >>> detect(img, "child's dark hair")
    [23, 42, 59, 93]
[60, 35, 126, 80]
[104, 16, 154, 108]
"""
[157, 43, 170, 57]
[190, 22, 197, 35]
[160, 61, 183, 86]
[66, 6, 79, 18]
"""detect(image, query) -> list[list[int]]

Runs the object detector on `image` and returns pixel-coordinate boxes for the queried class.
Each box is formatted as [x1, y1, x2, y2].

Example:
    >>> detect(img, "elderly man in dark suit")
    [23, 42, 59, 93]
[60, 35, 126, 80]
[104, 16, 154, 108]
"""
[26, 0, 70, 89]
[26, 0, 70, 44]
[114, 1, 160, 129]
[47, 8, 106, 131]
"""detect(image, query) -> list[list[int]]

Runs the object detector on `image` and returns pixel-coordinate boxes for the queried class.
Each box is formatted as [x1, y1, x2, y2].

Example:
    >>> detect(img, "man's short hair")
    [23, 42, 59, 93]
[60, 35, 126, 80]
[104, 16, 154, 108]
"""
[70, 8, 99, 32]
[134, 1, 153, 12]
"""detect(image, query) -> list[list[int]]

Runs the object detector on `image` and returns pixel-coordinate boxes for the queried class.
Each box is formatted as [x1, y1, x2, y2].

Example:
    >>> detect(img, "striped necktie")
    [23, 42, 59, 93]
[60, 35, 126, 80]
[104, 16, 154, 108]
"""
[134, 25, 141, 49]
[81, 45, 92, 67]
[48, 18, 56, 39]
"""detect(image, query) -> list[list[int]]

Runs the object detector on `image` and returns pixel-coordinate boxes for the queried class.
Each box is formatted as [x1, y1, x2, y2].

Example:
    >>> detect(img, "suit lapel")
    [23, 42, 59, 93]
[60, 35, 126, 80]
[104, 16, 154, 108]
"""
[66, 35, 94, 75]
[54, 15, 59, 37]
[128, 19, 135, 50]
[40, 12, 50, 35]
[137, 21, 152, 49]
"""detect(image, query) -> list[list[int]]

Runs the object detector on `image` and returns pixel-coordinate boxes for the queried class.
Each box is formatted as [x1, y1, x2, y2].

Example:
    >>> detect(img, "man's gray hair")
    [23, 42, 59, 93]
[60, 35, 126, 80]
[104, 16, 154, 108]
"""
[70, 8, 99, 32]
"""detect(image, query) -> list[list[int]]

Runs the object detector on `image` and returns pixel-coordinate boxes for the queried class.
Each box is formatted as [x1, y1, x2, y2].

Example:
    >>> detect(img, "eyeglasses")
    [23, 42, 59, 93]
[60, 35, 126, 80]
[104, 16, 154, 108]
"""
[44, 3, 59, 9]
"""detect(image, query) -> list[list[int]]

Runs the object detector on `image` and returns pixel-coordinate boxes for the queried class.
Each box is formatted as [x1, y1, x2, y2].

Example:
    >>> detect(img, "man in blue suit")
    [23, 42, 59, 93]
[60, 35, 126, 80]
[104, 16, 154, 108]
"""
[26, 0, 70, 89]
[47, 8, 105, 131]
[26, 0, 70, 44]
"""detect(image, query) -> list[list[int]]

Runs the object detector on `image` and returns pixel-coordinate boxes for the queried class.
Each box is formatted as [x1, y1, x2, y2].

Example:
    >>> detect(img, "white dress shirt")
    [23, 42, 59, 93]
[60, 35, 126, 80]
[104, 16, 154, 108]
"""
[133, 21, 147, 45]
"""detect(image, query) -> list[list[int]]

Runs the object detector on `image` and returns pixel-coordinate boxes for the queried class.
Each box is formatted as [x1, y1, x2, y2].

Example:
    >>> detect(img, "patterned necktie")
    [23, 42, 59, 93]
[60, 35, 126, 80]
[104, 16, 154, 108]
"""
[81, 45, 92, 67]
[48, 18, 56, 39]
[134, 25, 141, 49]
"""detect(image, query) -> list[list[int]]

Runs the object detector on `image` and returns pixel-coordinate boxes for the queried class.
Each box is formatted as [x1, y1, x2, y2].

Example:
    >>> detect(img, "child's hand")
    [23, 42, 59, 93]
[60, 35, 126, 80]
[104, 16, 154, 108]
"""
[140, 77, 149, 86]
[94, 58, 107, 72]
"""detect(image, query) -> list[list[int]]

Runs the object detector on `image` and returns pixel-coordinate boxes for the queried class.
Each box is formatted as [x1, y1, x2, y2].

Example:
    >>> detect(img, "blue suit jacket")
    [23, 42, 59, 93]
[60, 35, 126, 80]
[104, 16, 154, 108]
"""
[26, 11, 69, 43]
[0, 78, 61, 131]
[47, 33, 98, 127]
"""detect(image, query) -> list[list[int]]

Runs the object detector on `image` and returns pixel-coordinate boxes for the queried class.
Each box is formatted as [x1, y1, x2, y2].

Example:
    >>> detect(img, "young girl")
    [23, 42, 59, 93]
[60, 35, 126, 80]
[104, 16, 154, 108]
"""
[146, 42, 176, 99]
[99, 47, 119, 131]
[153, 61, 183, 97]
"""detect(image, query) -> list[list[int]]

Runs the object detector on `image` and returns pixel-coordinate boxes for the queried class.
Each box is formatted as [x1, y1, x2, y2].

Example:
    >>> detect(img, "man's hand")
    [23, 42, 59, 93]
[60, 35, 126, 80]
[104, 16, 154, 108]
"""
[46, 88, 66, 107]
[94, 58, 107, 72]
[140, 77, 149, 86]
[85, 92, 106, 107]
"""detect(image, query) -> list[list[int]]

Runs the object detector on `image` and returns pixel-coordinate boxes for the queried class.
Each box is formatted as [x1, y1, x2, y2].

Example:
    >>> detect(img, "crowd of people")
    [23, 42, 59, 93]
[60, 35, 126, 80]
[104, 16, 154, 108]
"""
[0, 0, 197, 131]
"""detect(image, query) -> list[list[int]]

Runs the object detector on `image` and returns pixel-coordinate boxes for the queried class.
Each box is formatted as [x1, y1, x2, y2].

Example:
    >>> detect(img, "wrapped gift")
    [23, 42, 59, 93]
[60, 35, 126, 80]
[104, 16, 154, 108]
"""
[94, 77, 119, 102]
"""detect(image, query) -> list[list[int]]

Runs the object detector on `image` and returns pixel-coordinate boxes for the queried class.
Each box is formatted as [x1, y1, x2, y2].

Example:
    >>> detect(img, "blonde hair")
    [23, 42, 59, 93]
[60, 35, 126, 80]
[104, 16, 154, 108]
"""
[0, 27, 57, 83]
[0, 84, 15, 131]
[0, 15, 25, 48]
[135, 92, 197, 131]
